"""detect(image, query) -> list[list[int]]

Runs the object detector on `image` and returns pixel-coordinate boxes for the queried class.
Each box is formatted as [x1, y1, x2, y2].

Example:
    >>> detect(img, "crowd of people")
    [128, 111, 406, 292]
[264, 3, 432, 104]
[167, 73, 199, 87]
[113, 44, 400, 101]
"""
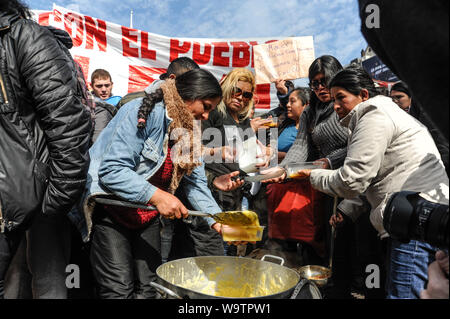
[0, 0, 448, 300]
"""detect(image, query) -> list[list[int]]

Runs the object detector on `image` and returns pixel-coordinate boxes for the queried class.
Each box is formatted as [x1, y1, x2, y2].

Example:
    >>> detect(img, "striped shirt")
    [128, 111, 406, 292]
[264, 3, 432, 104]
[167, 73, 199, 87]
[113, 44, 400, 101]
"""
[281, 102, 349, 169]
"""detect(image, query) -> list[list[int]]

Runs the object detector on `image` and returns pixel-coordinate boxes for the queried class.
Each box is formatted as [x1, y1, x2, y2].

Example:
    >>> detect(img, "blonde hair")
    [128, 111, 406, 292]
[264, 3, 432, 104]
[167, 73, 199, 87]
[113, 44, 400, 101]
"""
[217, 68, 255, 120]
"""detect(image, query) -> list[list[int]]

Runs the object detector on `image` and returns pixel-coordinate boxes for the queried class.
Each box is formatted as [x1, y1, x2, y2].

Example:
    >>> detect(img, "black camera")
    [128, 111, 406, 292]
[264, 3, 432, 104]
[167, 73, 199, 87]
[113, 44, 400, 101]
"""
[383, 191, 449, 249]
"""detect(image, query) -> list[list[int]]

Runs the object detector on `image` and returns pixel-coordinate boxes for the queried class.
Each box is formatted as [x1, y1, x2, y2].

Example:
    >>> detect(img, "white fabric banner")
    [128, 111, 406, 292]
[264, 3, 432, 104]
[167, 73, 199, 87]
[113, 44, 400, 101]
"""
[32, 5, 314, 110]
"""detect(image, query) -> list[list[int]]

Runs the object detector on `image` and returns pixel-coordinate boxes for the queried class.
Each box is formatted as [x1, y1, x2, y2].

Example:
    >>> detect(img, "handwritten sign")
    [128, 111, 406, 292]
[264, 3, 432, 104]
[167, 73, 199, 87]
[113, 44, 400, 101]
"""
[253, 37, 315, 84]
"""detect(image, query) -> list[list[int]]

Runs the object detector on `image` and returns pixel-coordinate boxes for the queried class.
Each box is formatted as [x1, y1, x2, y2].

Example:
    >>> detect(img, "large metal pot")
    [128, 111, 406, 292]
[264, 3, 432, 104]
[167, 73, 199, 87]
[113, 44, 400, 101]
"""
[150, 255, 309, 299]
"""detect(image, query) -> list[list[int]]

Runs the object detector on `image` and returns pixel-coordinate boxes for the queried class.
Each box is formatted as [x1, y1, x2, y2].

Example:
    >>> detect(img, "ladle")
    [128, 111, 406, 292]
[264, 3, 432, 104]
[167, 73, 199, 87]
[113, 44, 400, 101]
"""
[94, 197, 259, 226]
[297, 196, 338, 286]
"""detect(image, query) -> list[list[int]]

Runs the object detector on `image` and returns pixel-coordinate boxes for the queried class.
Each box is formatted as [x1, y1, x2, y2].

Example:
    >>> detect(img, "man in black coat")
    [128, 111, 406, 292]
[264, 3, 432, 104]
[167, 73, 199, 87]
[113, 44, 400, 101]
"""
[0, 1, 91, 298]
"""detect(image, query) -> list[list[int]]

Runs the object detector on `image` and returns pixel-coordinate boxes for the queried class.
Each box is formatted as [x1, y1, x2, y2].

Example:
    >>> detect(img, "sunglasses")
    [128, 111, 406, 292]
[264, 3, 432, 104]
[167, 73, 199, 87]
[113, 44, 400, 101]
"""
[308, 78, 328, 90]
[232, 87, 253, 99]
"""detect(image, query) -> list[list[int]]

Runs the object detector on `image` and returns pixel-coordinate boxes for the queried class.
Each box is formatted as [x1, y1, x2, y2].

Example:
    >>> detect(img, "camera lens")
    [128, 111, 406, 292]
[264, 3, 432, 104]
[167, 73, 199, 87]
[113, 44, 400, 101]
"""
[384, 191, 449, 249]
[423, 202, 449, 248]
[384, 191, 416, 241]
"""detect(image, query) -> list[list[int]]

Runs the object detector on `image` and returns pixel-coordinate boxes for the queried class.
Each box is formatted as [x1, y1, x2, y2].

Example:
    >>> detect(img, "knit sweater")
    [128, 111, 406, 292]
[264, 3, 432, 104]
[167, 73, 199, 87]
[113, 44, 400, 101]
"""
[281, 101, 349, 169]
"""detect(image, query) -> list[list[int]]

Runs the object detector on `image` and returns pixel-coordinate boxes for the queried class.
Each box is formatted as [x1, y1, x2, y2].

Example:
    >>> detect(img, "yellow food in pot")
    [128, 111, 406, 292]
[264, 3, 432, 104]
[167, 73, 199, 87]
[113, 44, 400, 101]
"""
[177, 262, 287, 297]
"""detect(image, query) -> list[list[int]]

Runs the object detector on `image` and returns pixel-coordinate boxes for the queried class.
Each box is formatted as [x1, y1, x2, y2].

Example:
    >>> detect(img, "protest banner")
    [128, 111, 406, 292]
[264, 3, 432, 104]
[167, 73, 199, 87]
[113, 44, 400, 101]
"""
[253, 37, 315, 84]
[32, 5, 314, 110]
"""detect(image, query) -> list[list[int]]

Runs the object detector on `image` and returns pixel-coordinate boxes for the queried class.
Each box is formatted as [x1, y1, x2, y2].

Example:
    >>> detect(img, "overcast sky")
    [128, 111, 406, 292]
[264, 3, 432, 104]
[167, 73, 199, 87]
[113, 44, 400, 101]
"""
[26, 0, 368, 67]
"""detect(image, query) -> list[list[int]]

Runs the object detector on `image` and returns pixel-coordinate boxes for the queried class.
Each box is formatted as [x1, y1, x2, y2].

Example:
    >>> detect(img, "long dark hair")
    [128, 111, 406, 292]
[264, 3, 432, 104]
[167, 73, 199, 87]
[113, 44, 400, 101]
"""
[137, 68, 222, 129]
[329, 66, 379, 98]
[306, 55, 343, 130]
[308, 55, 343, 106]
[0, 0, 31, 18]
[390, 81, 411, 97]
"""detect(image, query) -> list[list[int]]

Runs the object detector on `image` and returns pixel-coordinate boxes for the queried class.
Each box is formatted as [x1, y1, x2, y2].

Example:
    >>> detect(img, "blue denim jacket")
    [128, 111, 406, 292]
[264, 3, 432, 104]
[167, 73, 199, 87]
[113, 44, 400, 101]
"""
[71, 97, 222, 241]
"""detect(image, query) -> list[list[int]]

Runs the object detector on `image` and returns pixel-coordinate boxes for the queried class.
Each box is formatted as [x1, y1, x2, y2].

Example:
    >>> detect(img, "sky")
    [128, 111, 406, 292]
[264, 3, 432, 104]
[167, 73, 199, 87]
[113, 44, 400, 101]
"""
[26, 0, 368, 68]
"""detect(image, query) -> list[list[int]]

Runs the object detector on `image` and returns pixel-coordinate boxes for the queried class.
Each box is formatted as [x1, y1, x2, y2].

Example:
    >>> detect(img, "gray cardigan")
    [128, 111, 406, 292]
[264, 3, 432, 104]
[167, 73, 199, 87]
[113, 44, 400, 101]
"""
[281, 102, 349, 169]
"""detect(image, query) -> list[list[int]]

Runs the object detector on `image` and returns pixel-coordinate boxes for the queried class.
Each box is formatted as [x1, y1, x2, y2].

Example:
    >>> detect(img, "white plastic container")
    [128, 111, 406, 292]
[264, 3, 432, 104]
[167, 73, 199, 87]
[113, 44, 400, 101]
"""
[238, 136, 265, 174]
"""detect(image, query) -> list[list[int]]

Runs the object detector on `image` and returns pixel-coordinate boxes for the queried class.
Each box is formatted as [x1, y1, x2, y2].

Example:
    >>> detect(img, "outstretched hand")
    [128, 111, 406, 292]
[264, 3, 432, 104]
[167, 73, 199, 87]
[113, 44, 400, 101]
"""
[213, 171, 244, 191]
[314, 158, 330, 169]
[290, 169, 312, 180]
[211, 223, 256, 246]
[260, 166, 287, 183]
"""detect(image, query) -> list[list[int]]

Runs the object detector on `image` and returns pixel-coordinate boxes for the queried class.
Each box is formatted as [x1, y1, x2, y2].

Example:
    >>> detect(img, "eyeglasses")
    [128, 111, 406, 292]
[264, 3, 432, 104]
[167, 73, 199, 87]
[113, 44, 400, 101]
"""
[232, 87, 253, 100]
[391, 95, 405, 102]
[308, 78, 328, 90]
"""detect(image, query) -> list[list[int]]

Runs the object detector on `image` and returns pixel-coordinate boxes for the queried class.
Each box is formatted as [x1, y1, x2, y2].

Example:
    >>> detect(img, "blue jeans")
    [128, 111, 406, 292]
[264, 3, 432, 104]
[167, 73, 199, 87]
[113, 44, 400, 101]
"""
[386, 239, 437, 299]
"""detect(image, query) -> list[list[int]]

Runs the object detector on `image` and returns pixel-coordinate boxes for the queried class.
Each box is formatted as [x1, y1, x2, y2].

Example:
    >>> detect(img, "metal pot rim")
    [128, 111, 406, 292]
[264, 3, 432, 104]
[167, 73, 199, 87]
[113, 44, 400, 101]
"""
[155, 256, 301, 299]
[297, 265, 331, 287]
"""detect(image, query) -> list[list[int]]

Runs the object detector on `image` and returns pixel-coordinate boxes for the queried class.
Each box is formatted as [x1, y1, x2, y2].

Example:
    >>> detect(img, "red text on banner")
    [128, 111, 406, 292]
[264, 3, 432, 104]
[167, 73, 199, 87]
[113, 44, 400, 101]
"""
[128, 65, 166, 93]
[122, 27, 157, 61]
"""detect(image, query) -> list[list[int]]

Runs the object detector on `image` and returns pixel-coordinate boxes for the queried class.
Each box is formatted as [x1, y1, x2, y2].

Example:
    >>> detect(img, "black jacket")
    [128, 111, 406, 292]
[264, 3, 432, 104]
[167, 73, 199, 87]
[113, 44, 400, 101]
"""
[0, 12, 92, 231]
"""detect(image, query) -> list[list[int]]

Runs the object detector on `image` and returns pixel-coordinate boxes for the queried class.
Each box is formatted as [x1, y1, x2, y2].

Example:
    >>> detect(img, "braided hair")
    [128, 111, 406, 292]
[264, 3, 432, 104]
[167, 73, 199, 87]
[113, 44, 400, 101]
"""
[137, 68, 222, 129]
[137, 88, 164, 129]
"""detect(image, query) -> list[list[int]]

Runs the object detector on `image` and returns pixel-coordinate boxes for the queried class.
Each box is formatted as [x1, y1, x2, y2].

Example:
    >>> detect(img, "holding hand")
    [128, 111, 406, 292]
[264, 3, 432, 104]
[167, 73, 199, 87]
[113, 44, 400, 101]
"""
[250, 116, 274, 132]
[274, 79, 288, 95]
[290, 169, 312, 180]
[204, 146, 237, 163]
[314, 158, 331, 169]
[148, 189, 188, 219]
[213, 171, 244, 191]
[260, 166, 287, 183]
[421, 250, 449, 299]
[211, 223, 256, 246]
[220, 145, 237, 162]
[255, 139, 274, 169]
[329, 212, 345, 228]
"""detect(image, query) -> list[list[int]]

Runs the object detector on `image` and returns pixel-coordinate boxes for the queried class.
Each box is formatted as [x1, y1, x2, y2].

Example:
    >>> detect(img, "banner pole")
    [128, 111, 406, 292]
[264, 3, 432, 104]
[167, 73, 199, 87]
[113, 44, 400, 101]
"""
[130, 10, 133, 28]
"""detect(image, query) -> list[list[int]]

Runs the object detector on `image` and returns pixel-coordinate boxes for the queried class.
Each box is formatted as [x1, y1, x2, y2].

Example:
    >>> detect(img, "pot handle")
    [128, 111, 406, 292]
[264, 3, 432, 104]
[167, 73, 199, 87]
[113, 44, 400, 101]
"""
[150, 281, 182, 299]
[290, 279, 323, 299]
[261, 254, 285, 266]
